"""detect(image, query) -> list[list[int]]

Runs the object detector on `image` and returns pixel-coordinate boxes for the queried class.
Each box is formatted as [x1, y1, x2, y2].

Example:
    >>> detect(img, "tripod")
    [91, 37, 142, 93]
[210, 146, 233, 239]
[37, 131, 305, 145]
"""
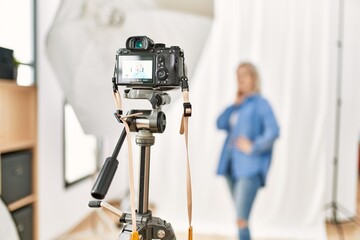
[90, 89, 177, 240]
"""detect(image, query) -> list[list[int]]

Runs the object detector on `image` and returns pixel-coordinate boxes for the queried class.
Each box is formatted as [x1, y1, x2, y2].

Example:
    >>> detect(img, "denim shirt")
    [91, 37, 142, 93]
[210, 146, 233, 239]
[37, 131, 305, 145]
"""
[216, 94, 280, 186]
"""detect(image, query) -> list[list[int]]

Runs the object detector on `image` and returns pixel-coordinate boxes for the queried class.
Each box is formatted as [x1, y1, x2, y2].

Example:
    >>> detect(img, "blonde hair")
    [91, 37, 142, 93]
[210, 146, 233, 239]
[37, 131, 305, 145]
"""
[237, 62, 261, 93]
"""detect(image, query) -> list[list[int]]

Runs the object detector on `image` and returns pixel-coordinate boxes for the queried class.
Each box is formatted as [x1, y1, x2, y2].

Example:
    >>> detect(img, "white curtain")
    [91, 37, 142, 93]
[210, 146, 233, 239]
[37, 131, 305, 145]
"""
[150, 0, 339, 239]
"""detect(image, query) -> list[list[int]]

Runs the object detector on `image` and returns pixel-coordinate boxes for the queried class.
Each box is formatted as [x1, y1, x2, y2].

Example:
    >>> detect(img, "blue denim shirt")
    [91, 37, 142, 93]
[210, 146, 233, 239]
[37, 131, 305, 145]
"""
[216, 94, 280, 186]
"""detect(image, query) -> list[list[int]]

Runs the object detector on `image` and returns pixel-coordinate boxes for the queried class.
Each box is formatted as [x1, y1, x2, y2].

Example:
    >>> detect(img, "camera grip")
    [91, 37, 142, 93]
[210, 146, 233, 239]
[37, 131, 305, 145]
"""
[91, 157, 119, 199]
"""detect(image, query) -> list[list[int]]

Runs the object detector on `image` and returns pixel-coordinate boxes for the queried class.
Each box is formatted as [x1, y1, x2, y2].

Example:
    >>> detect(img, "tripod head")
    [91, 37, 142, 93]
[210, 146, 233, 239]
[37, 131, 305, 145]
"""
[119, 89, 170, 134]
[124, 89, 171, 110]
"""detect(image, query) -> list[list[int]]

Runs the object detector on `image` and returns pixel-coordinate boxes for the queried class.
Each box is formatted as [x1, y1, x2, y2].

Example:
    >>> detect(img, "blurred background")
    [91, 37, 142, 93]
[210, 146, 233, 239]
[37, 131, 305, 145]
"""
[0, 0, 360, 239]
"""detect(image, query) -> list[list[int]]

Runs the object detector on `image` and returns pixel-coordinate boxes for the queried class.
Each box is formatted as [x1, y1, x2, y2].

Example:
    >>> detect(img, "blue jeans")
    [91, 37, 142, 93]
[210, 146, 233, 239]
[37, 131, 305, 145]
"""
[226, 175, 261, 240]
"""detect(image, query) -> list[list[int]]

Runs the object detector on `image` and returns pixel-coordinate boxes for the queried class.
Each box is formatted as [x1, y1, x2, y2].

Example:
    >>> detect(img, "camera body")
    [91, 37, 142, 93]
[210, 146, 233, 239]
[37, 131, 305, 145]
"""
[115, 36, 185, 90]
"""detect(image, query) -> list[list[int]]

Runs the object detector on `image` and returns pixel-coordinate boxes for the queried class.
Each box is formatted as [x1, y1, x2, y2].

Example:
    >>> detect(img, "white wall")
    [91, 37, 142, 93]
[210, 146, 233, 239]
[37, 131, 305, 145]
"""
[37, 0, 95, 239]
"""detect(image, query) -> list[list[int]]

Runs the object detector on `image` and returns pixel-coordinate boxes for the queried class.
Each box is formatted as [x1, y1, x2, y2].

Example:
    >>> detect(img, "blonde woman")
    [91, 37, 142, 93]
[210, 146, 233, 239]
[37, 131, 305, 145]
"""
[217, 63, 280, 240]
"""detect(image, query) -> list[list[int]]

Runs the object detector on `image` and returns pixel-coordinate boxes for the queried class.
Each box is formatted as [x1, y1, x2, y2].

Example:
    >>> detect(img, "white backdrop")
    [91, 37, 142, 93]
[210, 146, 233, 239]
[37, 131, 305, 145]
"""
[44, 0, 360, 239]
[151, 0, 332, 239]
[150, 0, 358, 239]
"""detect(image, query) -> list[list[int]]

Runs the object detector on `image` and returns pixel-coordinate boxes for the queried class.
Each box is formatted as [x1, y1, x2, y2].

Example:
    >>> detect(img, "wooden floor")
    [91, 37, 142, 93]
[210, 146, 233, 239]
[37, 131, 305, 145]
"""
[327, 221, 360, 240]
[58, 180, 360, 240]
[326, 177, 360, 240]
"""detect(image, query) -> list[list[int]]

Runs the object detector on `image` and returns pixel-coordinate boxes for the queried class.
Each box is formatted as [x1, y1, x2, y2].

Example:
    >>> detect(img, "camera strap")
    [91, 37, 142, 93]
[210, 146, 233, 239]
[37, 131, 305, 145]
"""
[180, 89, 193, 240]
[112, 85, 140, 240]
[121, 117, 139, 240]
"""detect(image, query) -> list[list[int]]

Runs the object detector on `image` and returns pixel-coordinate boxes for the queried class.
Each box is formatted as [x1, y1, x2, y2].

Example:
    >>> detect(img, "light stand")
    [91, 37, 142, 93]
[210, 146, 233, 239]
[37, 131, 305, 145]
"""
[325, 0, 360, 237]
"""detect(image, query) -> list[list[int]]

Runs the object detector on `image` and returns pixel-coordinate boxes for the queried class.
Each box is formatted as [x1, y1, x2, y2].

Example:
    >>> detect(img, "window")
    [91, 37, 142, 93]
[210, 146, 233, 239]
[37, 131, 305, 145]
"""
[0, 0, 36, 85]
[64, 103, 99, 187]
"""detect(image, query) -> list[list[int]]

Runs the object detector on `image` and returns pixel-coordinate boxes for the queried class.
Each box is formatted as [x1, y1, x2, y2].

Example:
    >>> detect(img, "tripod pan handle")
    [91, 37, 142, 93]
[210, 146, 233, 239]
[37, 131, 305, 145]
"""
[91, 157, 119, 199]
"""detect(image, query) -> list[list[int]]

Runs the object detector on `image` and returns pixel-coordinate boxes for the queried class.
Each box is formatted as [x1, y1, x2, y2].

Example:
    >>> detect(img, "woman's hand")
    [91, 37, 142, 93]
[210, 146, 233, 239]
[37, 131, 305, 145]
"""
[235, 91, 245, 105]
[235, 137, 253, 154]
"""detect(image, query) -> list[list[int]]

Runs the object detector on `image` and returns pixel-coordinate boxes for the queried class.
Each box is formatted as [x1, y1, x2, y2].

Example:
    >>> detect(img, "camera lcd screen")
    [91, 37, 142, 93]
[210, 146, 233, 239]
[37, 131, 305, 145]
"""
[118, 55, 154, 84]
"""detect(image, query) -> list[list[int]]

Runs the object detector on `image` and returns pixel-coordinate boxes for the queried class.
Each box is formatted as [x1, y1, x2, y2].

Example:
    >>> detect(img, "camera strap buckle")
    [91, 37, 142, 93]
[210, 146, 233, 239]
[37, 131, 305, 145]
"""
[112, 77, 118, 92]
[114, 111, 122, 123]
[183, 102, 192, 117]
[112, 80, 124, 122]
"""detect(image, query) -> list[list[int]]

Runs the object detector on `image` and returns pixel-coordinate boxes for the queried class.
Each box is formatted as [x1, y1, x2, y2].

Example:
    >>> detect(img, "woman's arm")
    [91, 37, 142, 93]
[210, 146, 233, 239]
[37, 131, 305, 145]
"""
[216, 105, 236, 132]
[251, 99, 280, 154]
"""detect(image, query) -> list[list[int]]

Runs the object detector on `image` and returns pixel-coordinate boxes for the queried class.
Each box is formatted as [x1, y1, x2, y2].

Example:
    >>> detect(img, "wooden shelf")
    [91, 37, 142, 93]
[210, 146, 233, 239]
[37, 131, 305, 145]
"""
[0, 81, 38, 239]
[0, 79, 34, 88]
[0, 139, 36, 153]
[0, 79, 16, 83]
[8, 194, 37, 212]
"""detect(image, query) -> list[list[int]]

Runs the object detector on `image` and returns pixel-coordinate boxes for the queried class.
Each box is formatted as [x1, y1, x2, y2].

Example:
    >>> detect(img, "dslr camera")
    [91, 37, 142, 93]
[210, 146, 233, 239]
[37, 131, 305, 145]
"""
[115, 36, 186, 90]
